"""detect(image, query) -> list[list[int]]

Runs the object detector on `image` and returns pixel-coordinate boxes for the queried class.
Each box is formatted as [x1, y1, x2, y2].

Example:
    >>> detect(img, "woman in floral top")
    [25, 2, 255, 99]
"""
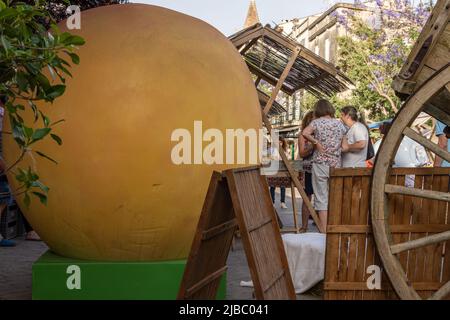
[302, 99, 346, 232]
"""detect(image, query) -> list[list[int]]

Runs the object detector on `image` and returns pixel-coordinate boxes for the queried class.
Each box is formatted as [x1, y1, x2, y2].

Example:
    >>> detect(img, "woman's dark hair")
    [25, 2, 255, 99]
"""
[444, 126, 450, 137]
[0, 95, 7, 105]
[314, 99, 335, 118]
[341, 105, 368, 128]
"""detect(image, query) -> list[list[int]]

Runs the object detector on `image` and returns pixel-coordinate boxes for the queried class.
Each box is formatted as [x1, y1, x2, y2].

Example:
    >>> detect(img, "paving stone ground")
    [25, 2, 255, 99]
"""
[0, 189, 322, 300]
[0, 236, 47, 300]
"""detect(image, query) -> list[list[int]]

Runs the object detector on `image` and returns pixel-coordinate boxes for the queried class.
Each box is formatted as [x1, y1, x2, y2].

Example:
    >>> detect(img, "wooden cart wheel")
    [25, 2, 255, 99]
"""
[371, 64, 450, 300]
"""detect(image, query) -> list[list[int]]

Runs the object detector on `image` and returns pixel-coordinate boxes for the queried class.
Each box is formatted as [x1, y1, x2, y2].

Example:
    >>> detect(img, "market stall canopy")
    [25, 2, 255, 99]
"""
[392, 0, 450, 125]
[257, 89, 286, 116]
[229, 23, 353, 97]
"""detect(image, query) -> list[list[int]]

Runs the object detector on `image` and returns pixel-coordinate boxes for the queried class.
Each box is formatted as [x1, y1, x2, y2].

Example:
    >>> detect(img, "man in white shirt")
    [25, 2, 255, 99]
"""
[340, 106, 369, 168]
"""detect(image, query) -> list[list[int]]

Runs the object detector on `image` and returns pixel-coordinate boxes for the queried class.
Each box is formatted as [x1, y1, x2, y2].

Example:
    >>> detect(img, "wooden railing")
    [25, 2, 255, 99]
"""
[324, 167, 450, 300]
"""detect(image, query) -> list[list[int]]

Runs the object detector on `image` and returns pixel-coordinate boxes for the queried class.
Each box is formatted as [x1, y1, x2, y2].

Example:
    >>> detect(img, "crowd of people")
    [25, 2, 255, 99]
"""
[294, 99, 449, 233]
[300, 100, 371, 232]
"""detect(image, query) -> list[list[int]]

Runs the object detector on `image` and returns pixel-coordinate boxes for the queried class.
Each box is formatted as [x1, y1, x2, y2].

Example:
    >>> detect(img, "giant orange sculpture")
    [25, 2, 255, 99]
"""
[2, 4, 261, 261]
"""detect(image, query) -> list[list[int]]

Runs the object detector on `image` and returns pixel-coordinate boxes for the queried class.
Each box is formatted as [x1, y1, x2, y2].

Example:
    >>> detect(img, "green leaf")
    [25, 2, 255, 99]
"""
[39, 111, 50, 127]
[6, 104, 16, 114]
[15, 169, 27, 183]
[34, 151, 58, 164]
[31, 180, 49, 193]
[50, 119, 65, 127]
[32, 191, 47, 205]
[65, 51, 80, 65]
[23, 126, 33, 139]
[24, 193, 30, 208]
[30, 102, 38, 122]
[50, 133, 62, 145]
[16, 72, 28, 91]
[35, 73, 50, 90]
[46, 84, 65, 100]
[65, 35, 85, 46]
[31, 127, 51, 142]
[0, 34, 10, 51]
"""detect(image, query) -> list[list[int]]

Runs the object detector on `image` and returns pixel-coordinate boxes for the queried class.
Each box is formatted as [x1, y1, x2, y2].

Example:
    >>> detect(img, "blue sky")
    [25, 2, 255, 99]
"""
[136, 0, 335, 36]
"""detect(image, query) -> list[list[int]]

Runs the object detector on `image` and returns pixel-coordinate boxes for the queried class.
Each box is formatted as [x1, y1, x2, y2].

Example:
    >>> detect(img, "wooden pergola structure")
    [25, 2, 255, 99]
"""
[372, 0, 450, 300]
[229, 24, 352, 233]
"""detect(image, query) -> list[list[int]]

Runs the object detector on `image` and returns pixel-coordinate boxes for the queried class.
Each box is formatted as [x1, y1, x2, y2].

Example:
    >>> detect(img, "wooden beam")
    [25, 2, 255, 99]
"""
[202, 219, 237, 241]
[298, 49, 338, 76]
[291, 181, 299, 233]
[262, 114, 324, 233]
[239, 37, 259, 55]
[294, 72, 328, 91]
[403, 127, 450, 163]
[185, 266, 228, 297]
[327, 224, 450, 234]
[263, 270, 285, 293]
[424, 103, 450, 126]
[248, 217, 272, 233]
[263, 47, 300, 114]
[396, 0, 450, 84]
[324, 281, 444, 291]
[262, 27, 298, 51]
[231, 27, 264, 48]
[390, 230, 450, 255]
[385, 184, 450, 202]
[263, 26, 339, 76]
[429, 280, 450, 300]
[247, 63, 295, 95]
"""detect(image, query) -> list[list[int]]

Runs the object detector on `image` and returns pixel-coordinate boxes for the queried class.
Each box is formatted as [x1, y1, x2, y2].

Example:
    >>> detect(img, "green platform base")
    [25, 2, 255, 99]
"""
[32, 250, 226, 300]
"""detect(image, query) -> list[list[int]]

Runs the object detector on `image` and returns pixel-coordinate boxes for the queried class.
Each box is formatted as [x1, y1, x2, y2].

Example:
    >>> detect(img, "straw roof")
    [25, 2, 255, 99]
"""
[229, 23, 352, 98]
[257, 89, 286, 116]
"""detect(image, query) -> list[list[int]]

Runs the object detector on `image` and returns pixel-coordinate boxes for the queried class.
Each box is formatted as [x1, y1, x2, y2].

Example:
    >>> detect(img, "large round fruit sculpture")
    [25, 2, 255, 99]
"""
[2, 4, 261, 261]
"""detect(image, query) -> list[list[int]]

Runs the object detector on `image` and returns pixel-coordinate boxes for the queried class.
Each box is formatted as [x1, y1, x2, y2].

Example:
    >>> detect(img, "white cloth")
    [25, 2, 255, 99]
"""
[282, 233, 326, 294]
[239, 233, 326, 294]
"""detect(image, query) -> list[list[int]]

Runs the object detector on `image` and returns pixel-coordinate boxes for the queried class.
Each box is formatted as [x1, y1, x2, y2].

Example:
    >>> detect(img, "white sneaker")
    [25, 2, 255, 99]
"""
[280, 202, 288, 209]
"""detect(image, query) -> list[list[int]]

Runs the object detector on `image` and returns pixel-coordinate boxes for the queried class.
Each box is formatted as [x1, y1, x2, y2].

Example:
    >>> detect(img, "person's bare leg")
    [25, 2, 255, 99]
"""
[318, 210, 328, 233]
[301, 195, 312, 232]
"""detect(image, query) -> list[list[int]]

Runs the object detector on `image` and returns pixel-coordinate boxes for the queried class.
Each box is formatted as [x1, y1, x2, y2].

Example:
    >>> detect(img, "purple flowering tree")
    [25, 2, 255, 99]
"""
[332, 0, 431, 120]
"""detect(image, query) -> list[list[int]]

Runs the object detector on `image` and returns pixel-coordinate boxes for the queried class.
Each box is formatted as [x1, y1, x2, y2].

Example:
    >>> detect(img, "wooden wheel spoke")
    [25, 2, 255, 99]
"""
[429, 280, 450, 300]
[385, 184, 450, 202]
[390, 230, 450, 254]
[403, 127, 450, 163]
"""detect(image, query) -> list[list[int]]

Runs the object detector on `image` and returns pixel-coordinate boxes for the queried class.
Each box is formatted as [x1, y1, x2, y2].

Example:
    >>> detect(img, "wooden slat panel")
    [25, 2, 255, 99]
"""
[440, 175, 450, 299]
[323, 176, 344, 300]
[338, 176, 353, 299]
[325, 282, 445, 291]
[327, 224, 450, 233]
[178, 172, 237, 300]
[225, 167, 296, 300]
[330, 167, 450, 177]
[325, 168, 450, 300]
[357, 176, 371, 300]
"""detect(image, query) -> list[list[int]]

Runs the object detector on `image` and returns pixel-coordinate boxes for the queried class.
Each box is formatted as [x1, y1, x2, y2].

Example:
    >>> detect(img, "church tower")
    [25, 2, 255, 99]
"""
[244, 0, 260, 28]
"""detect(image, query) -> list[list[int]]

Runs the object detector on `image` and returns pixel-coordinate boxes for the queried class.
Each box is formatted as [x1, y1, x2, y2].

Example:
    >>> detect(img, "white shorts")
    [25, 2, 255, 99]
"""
[312, 162, 330, 211]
